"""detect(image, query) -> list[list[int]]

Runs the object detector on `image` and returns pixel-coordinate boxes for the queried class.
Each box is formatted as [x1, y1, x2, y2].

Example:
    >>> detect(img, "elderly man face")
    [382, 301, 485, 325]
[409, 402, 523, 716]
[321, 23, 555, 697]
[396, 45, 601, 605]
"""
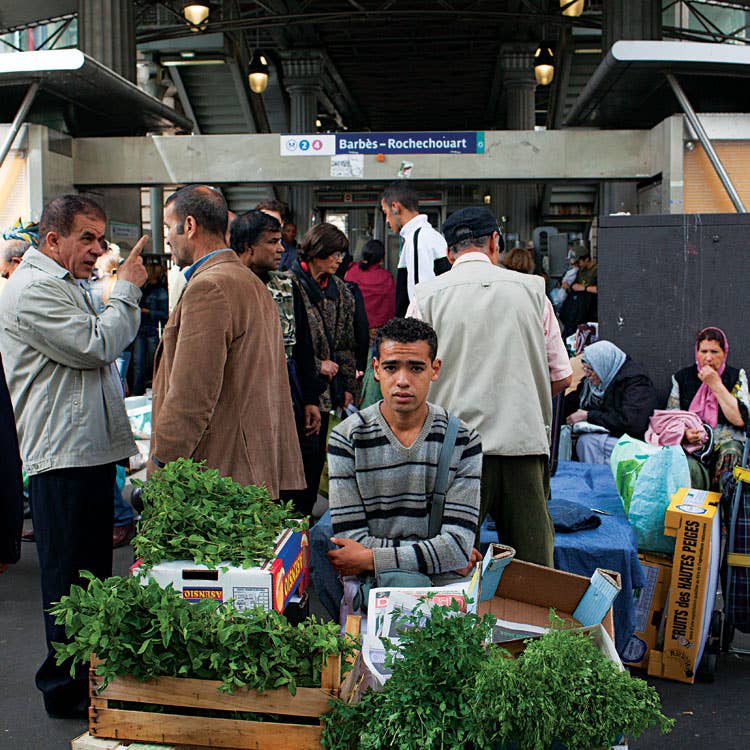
[0, 239, 27, 278]
[44, 212, 107, 279]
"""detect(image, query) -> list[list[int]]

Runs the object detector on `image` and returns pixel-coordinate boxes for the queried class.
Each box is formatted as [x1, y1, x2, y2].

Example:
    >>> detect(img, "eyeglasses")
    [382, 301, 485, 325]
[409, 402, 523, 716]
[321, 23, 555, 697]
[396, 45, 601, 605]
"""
[325, 251, 345, 261]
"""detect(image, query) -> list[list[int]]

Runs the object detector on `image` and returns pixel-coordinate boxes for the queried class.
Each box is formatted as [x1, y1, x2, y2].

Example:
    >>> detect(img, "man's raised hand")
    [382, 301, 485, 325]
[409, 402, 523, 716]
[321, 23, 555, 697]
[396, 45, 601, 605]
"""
[118, 234, 149, 287]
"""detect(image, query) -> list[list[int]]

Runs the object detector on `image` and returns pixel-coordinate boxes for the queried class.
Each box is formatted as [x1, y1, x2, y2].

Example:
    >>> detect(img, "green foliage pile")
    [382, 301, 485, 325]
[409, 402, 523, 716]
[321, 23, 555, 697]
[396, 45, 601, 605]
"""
[132, 458, 303, 569]
[51, 572, 355, 695]
[471, 614, 675, 750]
[321, 607, 674, 750]
[322, 599, 496, 749]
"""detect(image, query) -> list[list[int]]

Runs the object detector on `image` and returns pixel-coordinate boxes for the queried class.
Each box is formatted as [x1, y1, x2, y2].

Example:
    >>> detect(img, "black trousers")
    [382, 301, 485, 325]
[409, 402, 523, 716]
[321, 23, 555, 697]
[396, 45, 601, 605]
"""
[29, 463, 115, 715]
[286, 411, 330, 517]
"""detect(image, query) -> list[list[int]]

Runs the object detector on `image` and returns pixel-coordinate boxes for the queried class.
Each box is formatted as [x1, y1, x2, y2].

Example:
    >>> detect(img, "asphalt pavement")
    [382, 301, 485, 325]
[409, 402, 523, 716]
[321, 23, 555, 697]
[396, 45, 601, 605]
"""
[2, 516, 749, 750]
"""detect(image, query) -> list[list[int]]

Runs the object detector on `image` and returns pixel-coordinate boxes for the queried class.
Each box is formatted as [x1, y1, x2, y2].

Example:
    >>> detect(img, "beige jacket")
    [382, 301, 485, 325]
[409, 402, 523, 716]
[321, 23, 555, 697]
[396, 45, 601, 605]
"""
[151, 251, 304, 498]
[0, 249, 139, 475]
[412, 253, 552, 456]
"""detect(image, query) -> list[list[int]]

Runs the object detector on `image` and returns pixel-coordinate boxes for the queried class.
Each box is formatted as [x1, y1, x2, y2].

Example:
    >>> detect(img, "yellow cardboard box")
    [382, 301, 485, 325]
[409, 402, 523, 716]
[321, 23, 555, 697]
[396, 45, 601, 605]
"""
[622, 552, 672, 669]
[647, 488, 721, 684]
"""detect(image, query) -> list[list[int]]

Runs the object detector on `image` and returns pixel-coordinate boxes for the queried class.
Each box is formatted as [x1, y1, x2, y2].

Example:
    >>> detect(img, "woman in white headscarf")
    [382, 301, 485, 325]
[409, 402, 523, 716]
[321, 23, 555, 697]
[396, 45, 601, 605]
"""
[565, 340, 657, 464]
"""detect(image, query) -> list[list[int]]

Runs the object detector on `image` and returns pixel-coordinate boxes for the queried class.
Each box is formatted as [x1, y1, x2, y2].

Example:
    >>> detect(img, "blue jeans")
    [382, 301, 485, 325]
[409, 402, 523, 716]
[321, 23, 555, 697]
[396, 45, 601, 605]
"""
[113, 466, 135, 527]
[310, 510, 342, 623]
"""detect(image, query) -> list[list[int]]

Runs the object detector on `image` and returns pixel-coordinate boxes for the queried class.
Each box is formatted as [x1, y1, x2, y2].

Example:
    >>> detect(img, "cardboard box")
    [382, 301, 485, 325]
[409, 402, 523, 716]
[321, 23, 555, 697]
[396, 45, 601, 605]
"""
[134, 527, 309, 614]
[621, 552, 672, 669]
[477, 558, 618, 648]
[647, 488, 721, 684]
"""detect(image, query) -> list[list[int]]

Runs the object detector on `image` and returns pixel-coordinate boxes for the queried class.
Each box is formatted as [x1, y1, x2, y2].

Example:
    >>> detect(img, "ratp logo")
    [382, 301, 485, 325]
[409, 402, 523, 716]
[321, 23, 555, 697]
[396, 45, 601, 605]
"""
[285, 138, 297, 151]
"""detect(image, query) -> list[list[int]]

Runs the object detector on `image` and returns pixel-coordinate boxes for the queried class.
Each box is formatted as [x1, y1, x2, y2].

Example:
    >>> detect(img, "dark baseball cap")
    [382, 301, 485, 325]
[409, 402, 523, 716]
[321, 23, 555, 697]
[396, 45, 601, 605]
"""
[442, 207, 500, 248]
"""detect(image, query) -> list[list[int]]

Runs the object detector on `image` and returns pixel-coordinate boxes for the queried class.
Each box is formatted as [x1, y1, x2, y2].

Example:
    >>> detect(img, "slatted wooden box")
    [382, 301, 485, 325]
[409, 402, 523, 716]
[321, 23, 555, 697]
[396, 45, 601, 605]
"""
[87, 619, 360, 750]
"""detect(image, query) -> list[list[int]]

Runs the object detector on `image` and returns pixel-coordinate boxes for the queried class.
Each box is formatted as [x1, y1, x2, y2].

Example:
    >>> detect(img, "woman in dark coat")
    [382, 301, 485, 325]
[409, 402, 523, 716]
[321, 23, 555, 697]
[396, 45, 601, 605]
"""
[565, 340, 656, 464]
[291, 223, 357, 511]
[667, 326, 749, 490]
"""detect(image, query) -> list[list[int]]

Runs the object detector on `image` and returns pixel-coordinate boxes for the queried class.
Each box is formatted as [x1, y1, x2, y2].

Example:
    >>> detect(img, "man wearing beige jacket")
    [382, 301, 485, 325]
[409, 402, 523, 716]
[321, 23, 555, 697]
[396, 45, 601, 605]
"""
[150, 184, 304, 499]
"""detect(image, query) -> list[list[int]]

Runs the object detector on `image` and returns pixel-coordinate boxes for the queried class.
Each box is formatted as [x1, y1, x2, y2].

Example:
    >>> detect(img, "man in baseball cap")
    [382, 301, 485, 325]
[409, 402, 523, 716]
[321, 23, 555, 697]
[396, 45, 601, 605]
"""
[406, 206, 571, 568]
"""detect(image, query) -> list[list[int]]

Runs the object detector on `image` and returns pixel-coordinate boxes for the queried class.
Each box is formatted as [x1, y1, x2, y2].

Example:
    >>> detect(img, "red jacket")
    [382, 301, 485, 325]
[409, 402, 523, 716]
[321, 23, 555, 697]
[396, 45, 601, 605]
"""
[344, 263, 395, 329]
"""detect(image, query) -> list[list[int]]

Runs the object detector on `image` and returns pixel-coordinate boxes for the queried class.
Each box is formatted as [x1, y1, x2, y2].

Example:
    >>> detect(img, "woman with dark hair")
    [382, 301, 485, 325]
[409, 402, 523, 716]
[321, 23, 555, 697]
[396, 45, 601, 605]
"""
[345, 239, 396, 341]
[667, 327, 749, 489]
[291, 223, 357, 504]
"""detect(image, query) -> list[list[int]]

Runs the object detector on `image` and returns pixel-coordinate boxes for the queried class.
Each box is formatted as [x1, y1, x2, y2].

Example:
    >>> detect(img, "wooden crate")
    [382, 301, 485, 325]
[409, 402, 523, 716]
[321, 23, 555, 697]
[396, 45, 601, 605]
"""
[88, 618, 361, 750]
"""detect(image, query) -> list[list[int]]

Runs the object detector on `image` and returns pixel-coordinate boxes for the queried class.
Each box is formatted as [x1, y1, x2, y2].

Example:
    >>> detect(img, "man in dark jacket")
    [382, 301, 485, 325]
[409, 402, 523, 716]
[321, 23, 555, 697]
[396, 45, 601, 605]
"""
[0, 356, 23, 574]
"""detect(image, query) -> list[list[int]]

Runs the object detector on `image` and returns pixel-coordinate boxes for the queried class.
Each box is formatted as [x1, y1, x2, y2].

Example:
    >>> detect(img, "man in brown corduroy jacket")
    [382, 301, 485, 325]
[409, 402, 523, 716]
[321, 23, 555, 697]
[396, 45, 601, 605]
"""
[150, 185, 304, 499]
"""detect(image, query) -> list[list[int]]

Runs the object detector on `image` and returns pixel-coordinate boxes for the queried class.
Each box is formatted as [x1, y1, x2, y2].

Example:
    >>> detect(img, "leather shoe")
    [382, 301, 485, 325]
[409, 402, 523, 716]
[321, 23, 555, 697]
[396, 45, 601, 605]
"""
[21, 529, 35, 542]
[112, 521, 136, 549]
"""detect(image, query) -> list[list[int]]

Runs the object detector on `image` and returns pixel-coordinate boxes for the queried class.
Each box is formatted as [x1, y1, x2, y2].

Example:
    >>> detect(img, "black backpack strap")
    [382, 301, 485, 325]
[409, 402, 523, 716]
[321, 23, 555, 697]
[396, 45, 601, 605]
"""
[428, 414, 460, 539]
[412, 227, 421, 286]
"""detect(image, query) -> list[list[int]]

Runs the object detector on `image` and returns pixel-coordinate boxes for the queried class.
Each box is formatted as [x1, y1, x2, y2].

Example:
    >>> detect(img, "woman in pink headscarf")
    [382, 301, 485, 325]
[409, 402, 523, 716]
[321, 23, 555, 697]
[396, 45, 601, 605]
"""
[668, 327, 750, 489]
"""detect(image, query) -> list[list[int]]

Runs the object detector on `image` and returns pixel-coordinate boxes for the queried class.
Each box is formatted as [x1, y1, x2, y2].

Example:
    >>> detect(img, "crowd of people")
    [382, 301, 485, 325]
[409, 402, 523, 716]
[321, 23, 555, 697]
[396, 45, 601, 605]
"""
[0, 182, 746, 718]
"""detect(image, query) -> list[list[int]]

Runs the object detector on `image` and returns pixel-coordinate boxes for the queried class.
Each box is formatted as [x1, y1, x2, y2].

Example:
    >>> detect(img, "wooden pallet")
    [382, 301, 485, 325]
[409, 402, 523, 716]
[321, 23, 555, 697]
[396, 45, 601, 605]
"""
[87, 618, 361, 750]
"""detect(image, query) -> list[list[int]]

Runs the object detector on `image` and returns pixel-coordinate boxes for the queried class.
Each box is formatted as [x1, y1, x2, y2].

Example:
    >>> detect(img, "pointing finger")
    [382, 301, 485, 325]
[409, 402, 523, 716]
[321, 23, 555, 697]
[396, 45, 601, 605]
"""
[127, 235, 150, 259]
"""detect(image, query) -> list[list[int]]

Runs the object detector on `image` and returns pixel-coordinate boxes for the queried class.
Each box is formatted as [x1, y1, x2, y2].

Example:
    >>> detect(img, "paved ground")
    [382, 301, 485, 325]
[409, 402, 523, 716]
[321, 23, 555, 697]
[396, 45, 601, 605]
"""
[2, 514, 749, 750]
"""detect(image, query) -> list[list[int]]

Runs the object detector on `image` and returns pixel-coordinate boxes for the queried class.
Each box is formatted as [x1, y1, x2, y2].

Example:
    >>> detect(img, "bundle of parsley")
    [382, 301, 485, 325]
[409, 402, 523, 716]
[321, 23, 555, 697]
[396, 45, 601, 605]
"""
[133, 458, 303, 569]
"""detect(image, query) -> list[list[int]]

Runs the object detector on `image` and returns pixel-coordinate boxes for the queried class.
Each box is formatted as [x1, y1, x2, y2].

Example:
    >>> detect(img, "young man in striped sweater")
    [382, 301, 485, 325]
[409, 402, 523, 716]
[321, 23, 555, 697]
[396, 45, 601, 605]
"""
[310, 317, 483, 621]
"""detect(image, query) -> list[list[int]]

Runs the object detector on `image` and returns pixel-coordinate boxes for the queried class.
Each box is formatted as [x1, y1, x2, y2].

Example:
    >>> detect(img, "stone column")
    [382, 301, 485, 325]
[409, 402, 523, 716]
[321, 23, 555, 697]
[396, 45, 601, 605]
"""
[281, 51, 325, 234]
[78, 0, 136, 83]
[603, 0, 661, 52]
[494, 45, 538, 243]
[602, 0, 660, 215]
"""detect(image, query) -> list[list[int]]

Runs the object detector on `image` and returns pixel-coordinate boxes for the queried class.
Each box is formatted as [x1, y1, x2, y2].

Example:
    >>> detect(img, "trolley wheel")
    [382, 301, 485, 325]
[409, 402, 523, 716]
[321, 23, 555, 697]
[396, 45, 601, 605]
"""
[697, 611, 723, 683]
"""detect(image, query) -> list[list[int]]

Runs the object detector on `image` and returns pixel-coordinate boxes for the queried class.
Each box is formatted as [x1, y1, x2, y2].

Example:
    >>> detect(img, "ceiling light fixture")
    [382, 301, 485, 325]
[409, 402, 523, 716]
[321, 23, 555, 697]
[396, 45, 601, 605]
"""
[248, 49, 269, 93]
[534, 44, 555, 86]
[182, 2, 210, 31]
[560, 0, 585, 17]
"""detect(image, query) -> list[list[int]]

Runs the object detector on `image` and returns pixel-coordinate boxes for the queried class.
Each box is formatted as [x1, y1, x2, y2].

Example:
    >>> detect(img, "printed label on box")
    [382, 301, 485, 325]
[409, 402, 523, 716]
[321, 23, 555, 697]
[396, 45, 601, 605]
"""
[183, 587, 223, 602]
[231, 586, 270, 611]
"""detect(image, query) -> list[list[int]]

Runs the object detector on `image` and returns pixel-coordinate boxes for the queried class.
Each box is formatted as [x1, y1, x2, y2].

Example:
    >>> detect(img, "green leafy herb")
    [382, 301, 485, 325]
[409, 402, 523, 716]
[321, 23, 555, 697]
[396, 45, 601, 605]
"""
[322, 599, 495, 749]
[132, 458, 304, 569]
[50, 572, 355, 695]
[471, 613, 674, 750]
[321, 608, 673, 750]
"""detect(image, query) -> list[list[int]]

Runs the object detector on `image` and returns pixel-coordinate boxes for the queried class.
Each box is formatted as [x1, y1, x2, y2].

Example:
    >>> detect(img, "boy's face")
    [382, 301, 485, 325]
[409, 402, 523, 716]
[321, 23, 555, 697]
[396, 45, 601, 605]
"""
[373, 339, 441, 415]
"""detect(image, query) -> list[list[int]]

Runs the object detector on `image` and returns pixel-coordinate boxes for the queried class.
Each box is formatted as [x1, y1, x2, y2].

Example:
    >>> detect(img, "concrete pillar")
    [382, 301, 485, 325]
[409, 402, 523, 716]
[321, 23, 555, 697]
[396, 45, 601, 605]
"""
[603, 0, 661, 51]
[495, 45, 537, 243]
[281, 51, 324, 234]
[150, 187, 164, 254]
[601, 1, 660, 215]
[78, 0, 136, 83]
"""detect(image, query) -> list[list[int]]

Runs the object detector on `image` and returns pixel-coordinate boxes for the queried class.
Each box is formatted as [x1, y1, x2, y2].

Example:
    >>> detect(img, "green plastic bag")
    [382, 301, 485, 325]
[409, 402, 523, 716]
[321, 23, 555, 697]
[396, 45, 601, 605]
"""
[610, 435, 690, 554]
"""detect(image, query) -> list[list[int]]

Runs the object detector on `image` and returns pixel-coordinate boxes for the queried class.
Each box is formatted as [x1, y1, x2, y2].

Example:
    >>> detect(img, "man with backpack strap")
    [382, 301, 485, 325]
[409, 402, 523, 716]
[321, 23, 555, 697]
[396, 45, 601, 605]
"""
[380, 182, 450, 317]
[310, 317, 482, 622]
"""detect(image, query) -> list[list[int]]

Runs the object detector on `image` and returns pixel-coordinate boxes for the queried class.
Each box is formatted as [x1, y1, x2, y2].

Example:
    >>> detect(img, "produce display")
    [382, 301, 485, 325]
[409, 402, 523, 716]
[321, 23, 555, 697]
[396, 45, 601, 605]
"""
[321, 603, 674, 750]
[51, 572, 355, 695]
[132, 458, 304, 569]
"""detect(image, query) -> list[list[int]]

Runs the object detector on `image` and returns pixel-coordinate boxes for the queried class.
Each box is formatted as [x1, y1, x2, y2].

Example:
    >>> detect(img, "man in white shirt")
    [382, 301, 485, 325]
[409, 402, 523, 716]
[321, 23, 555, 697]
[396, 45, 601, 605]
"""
[380, 181, 449, 316]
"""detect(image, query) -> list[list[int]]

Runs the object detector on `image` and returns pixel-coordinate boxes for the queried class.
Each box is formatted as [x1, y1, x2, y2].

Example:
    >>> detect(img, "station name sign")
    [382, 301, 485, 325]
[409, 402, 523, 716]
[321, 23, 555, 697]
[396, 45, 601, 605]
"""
[280, 131, 484, 156]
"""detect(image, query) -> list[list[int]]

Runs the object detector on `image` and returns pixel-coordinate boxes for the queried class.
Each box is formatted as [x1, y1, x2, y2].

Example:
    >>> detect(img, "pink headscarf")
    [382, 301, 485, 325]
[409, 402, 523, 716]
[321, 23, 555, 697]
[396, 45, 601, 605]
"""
[688, 327, 728, 428]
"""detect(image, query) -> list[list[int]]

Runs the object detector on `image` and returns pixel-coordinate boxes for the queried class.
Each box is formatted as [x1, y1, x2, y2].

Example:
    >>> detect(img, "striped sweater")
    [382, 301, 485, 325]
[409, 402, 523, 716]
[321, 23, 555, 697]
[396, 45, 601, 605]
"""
[327, 402, 482, 578]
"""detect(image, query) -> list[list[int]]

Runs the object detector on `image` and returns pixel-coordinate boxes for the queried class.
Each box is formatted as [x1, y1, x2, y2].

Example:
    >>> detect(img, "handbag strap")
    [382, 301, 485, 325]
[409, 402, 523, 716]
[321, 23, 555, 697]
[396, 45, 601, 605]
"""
[428, 414, 460, 539]
[413, 227, 421, 285]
